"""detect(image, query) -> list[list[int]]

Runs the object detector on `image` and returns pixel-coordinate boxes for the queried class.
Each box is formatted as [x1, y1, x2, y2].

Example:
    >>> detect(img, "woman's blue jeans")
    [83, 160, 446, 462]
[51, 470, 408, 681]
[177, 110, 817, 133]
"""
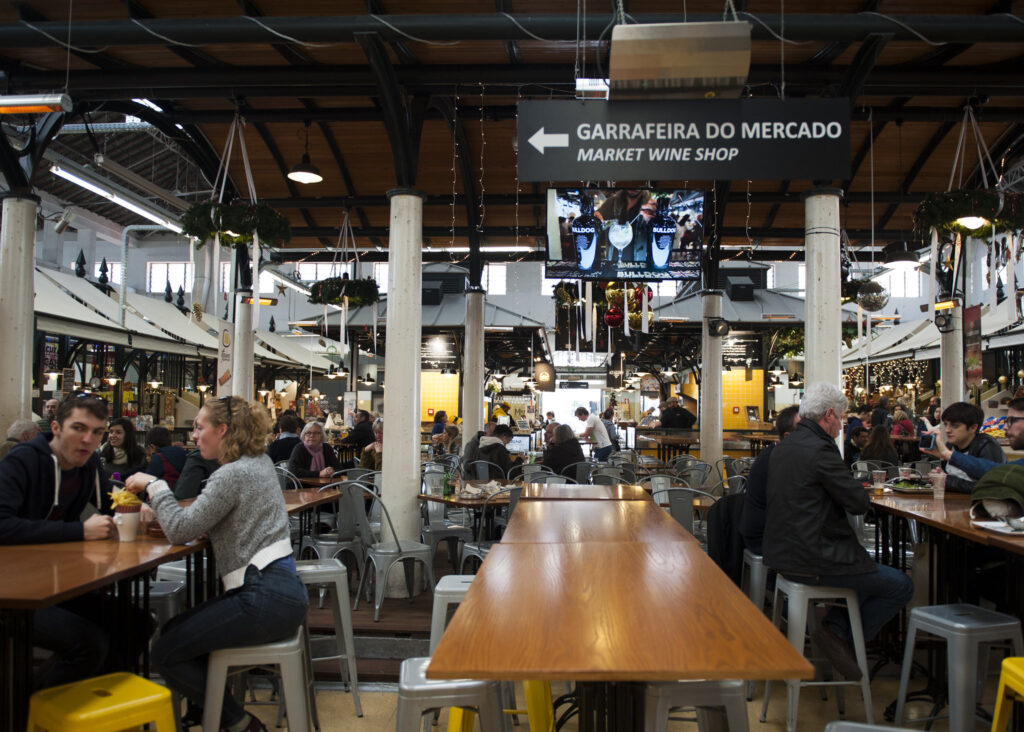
[152, 563, 309, 727]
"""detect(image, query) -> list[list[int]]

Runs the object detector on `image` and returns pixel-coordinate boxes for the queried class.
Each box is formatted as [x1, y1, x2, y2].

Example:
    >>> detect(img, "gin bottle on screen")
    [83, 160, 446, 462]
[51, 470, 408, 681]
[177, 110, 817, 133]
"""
[650, 197, 675, 271]
[571, 193, 599, 271]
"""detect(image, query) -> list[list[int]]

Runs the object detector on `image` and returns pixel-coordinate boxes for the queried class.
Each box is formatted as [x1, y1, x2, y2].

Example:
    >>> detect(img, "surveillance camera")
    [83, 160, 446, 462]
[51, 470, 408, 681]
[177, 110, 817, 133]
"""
[54, 210, 74, 234]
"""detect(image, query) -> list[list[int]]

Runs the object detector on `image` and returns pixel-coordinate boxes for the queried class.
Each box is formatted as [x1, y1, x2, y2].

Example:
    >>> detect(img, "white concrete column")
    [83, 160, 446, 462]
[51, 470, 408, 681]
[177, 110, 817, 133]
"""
[382, 189, 424, 595]
[803, 188, 844, 389]
[463, 287, 485, 436]
[700, 290, 724, 472]
[0, 195, 38, 427]
[232, 293, 255, 400]
[939, 305, 965, 406]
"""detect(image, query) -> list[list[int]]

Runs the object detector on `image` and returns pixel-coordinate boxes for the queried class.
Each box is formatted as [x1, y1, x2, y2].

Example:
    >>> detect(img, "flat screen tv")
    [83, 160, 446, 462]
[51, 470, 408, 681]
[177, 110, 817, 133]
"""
[545, 187, 704, 281]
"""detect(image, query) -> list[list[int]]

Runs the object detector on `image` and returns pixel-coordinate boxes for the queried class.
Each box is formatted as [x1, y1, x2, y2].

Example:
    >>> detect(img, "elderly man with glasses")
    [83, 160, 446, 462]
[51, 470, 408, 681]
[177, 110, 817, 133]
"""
[763, 382, 913, 681]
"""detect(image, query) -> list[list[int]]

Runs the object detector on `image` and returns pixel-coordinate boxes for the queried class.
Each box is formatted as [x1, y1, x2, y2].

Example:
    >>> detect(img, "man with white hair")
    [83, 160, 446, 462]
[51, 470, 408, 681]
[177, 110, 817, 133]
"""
[0, 419, 40, 460]
[764, 382, 913, 681]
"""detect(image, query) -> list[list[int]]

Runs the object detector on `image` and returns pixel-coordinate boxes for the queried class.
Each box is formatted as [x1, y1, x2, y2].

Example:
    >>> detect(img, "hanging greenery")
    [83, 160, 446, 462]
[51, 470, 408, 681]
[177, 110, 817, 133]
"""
[913, 190, 1024, 241]
[308, 276, 380, 308]
[182, 201, 292, 248]
[551, 280, 611, 309]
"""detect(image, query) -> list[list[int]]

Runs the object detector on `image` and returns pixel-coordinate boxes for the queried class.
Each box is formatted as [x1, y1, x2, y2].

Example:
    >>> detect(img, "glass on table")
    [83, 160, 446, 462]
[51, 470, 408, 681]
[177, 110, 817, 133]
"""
[871, 469, 887, 494]
[898, 466, 913, 480]
[929, 470, 946, 500]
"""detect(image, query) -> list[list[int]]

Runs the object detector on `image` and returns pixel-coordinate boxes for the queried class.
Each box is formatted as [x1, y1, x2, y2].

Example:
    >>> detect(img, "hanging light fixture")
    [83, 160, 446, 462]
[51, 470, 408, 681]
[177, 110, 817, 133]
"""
[359, 373, 376, 385]
[882, 241, 920, 271]
[287, 120, 323, 184]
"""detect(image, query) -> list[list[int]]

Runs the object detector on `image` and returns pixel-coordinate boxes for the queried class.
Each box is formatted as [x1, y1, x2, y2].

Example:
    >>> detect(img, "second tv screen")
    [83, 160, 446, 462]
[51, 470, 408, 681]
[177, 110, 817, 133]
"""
[546, 188, 704, 281]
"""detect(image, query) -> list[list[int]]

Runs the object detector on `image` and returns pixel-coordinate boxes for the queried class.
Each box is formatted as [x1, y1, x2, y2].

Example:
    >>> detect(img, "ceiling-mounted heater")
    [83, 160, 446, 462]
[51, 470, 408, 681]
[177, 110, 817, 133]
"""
[608, 21, 752, 100]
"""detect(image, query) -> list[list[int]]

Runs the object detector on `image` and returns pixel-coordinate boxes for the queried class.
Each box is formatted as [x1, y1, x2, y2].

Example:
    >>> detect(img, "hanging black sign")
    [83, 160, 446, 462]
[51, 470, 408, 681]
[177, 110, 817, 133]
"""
[517, 98, 850, 182]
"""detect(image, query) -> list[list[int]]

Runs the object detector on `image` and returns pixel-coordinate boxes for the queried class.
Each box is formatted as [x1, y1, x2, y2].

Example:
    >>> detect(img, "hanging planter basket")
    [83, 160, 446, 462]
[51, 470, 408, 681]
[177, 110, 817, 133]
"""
[912, 190, 1024, 241]
[182, 201, 292, 248]
[308, 276, 380, 308]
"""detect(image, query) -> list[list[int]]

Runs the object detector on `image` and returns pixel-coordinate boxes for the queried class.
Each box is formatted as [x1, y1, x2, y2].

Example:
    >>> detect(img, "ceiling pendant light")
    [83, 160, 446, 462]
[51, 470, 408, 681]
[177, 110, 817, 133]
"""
[0, 93, 71, 114]
[882, 240, 920, 271]
[287, 120, 323, 184]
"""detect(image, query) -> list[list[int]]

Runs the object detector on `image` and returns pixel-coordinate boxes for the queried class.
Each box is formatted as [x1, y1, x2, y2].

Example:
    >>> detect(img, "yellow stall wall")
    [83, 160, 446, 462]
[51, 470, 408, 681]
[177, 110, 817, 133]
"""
[421, 372, 460, 424]
[722, 369, 764, 430]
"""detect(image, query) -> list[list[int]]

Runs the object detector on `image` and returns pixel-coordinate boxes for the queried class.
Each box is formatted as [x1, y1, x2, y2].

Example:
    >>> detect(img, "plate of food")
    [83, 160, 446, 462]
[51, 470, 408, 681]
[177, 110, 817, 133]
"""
[888, 478, 933, 494]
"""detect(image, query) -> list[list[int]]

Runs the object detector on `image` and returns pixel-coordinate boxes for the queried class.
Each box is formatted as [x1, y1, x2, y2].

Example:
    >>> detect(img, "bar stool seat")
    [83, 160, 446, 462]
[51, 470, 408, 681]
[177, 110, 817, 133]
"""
[992, 656, 1024, 732]
[147, 579, 185, 630]
[644, 679, 749, 732]
[203, 627, 312, 732]
[395, 657, 503, 731]
[895, 604, 1023, 732]
[761, 576, 873, 732]
[295, 559, 362, 717]
[27, 672, 175, 731]
[740, 549, 772, 700]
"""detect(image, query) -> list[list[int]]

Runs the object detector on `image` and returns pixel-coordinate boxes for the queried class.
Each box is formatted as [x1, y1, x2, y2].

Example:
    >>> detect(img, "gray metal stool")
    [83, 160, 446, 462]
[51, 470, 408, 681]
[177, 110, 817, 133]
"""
[429, 575, 475, 654]
[740, 549, 771, 700]
[761, 576, 873, 732]
[644, 679, 749, 732]
[295, 558, 362, 717]
[894, 603, 1024, 732]
[395, 657, 503, 732]
[203, 627, 311, 732]
[147, 580, 185, 629]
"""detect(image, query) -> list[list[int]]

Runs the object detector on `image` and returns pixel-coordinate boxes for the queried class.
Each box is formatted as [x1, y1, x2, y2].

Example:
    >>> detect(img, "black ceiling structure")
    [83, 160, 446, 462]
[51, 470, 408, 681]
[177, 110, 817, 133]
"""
[1, 1, 1024, 276]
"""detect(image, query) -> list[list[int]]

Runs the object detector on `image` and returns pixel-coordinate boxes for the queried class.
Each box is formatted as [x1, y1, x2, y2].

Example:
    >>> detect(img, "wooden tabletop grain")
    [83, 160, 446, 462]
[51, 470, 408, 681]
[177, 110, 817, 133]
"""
[871, 492, 1024, 554]
[282, 487, 340, 512]
[519, 483, 651, 501]
[428, 541, 813, 682]
[0, 536, 204, 609]
[500, 500, 690, 545]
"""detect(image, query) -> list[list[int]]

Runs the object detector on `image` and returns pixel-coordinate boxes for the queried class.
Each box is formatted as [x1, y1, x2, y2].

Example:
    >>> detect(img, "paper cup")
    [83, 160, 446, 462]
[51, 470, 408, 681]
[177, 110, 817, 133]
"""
[114, 507, 141, 542]
[899, 466, 912, 480]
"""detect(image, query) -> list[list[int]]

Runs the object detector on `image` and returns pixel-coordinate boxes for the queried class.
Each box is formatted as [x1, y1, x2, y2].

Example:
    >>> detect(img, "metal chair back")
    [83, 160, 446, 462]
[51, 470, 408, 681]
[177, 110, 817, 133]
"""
[651, 487, 718, 536]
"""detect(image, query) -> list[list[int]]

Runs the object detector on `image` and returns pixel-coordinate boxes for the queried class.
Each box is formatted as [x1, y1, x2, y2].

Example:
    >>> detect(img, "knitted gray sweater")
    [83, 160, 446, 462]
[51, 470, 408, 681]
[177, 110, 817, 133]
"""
[149, 453, 291, 587]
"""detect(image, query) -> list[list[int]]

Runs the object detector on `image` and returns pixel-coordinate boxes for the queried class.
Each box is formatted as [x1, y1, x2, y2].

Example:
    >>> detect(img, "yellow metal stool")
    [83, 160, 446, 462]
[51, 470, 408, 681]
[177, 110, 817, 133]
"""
[992, 657, 1024, 732]
[27, 672, 175, 732]
[448, 681, 554, 731]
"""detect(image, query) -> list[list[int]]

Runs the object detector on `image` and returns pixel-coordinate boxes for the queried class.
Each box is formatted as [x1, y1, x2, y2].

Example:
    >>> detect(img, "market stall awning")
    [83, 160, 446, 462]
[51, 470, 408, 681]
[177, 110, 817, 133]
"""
[842, 319, 930, 366]
[205, 317, 292, 367]
[37, 268, 198, 355]
[35, 272, 131, 345]
[256, 329, 335, 371]
[343, 297, 546, 329]
[654, 289, 858, 324]
[108, 287, 220, 358]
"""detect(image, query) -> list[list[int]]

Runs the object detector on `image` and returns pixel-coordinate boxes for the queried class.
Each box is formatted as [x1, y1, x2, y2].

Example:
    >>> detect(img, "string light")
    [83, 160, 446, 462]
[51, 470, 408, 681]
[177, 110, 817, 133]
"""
[450, 85, 458, 249]
[477, 82, 486, 235]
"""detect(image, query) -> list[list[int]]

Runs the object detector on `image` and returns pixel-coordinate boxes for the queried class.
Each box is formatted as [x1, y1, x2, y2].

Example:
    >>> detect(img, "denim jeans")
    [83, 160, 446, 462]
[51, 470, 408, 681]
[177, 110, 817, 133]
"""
[797, 562, 914, 644]
[594, 445, 614, 462]
[33, 594, 111, 689]
[152, 562, 309, 727]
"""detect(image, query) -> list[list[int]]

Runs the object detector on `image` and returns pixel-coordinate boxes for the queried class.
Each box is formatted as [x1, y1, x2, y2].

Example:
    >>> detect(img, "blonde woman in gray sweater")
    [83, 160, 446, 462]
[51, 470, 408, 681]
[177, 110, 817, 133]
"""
[127, 397, 306, 732]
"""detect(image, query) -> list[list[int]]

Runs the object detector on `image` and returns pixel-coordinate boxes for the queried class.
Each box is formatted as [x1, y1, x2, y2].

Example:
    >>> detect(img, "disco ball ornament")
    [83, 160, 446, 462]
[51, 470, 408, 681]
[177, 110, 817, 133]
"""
[628, 310, 654, 329]
[605, 284, 625, 308]
[857, 280, 890, 312]
[604, 306, 624, 327]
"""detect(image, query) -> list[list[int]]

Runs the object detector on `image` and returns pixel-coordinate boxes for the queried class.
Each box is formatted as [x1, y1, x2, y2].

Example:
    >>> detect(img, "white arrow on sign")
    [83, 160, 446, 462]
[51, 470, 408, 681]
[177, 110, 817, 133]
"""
[528, 127, 569, 154]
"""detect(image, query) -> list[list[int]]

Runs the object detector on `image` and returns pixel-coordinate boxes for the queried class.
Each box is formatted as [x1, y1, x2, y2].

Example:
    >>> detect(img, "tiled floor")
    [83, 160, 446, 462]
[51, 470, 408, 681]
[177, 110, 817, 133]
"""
[245, 671, 999, 731]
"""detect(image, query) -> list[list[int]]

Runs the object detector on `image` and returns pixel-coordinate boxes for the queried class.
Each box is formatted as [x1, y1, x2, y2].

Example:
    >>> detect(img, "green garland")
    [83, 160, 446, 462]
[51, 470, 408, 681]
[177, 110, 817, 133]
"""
[551, 280, 610, 309]
[308, 276, 380, 308]
[181, 201, 292, 248]
[913, 190, 1024, 241]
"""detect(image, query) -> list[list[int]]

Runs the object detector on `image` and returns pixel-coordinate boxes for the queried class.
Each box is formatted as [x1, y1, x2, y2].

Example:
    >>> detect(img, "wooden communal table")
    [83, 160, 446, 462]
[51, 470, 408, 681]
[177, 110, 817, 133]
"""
[428, 491, 812, 730]
[0, 535, 205, 731]
[519, 482, 651, 501]
[298, 475, 338, 488]
[636, 433, 699, 461]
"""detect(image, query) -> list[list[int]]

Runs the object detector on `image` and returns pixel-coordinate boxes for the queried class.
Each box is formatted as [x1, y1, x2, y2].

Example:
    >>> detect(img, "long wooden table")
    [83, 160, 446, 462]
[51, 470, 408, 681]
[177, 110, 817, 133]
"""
[0, 535, 205, 730]
[519, 482, 650, 501]
[428, 491, 812, 729]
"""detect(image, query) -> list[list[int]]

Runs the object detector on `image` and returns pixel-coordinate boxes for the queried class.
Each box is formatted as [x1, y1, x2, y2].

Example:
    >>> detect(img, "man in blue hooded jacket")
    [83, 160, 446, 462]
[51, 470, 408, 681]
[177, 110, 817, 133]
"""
[0, 394, 121, 688]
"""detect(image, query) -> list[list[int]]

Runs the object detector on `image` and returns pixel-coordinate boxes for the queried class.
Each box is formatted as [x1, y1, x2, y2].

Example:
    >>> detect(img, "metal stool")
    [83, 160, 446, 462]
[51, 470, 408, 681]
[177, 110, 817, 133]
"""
[823, 723, 917, 731]
[203, 627, 312, 732]
[992, 656, 1024, 732]
[761, 576, 873, 732]
[644, 679, 749, 732]
[395, 657, 503, 732]
[147, 580, 185, 629]
[27, 672, 176, 731]
[740, 549, 770, 700]
[430, 575, 475, 654]
[295, 559, 362, 717]
[895, 604, 1023, 732]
